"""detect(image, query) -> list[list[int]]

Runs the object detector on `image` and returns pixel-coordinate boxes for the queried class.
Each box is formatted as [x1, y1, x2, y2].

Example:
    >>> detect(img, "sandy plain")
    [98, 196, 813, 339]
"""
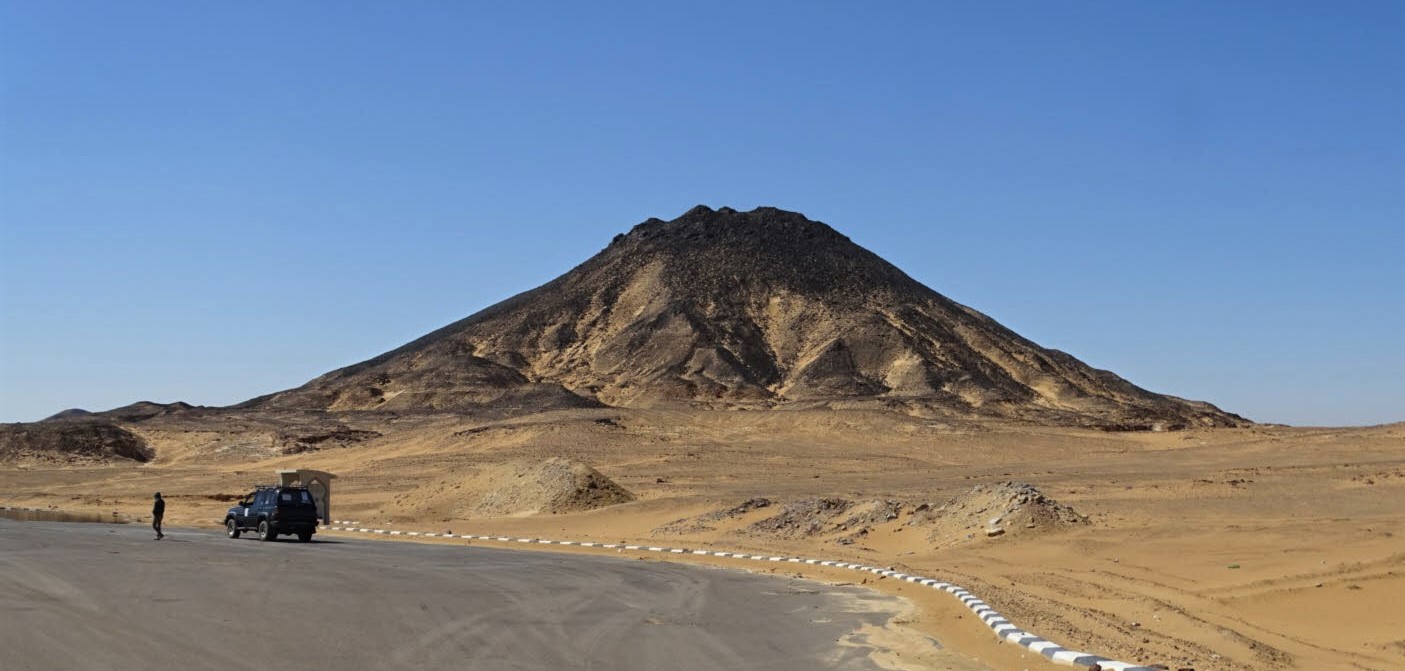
[3, 409, 1402, 671]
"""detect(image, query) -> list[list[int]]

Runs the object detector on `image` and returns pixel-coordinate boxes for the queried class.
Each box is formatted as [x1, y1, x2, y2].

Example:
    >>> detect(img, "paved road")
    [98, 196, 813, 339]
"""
[0, 519, 901, 671]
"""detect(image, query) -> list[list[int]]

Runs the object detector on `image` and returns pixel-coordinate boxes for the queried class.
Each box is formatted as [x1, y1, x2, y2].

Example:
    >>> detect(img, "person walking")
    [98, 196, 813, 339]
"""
[152, 492, 165, 540]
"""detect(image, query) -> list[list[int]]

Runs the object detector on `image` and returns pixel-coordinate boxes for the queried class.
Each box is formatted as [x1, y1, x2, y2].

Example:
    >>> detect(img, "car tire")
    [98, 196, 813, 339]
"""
[257, 520, 276, 542]
[226, 518, 241, 539]
[297, 530, 313, 543]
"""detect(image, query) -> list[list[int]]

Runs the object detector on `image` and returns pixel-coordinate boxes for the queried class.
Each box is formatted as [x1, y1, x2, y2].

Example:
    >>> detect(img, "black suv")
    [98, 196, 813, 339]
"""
[224, 485, 319, 542]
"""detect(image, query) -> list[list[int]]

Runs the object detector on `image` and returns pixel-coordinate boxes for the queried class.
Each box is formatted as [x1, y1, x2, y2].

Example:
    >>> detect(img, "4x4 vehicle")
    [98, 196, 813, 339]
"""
[224, 485, 319, 542]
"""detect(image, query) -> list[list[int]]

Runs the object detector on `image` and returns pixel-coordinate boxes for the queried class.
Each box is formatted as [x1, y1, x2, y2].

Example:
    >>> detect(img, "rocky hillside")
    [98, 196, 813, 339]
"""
[246, 206, 1246, 429]
[0, 421, 153, 464]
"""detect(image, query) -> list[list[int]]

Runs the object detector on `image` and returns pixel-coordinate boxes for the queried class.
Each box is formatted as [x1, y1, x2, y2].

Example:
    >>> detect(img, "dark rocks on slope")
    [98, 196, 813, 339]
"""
[0, 421, 153, 463]
[275, 427, 383, 455]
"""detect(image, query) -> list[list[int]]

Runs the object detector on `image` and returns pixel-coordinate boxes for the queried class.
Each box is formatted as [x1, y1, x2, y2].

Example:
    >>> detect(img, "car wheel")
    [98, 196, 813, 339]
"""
[297, 530, 313, 543]
[226, 518, 241, 539]
[257, 520, 276, 542]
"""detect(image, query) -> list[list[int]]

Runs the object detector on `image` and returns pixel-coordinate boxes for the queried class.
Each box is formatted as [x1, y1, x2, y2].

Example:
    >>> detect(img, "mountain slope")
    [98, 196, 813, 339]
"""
[248, 206, 1246, 429]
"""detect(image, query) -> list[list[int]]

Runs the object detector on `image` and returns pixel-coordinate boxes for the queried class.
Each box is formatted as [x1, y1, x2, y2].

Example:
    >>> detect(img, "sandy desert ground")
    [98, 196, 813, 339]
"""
[3, 409, 1402, 671]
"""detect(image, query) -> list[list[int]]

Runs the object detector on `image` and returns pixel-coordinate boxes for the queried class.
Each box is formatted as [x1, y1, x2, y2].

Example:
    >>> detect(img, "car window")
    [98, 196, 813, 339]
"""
[278, 490, 313, 504]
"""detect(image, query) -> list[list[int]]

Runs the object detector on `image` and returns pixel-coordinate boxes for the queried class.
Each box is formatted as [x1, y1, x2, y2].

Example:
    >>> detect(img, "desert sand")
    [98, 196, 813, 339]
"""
[3, 409, 1401, 671]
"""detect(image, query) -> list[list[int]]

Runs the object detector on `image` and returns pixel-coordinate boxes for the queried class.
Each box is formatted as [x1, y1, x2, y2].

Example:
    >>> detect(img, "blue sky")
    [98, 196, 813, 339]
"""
[2, 2, 1401, 426]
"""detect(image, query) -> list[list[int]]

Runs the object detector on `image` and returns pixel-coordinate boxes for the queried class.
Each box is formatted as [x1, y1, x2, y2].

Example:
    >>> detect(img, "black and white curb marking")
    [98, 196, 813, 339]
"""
[324, 520, 1155, 671]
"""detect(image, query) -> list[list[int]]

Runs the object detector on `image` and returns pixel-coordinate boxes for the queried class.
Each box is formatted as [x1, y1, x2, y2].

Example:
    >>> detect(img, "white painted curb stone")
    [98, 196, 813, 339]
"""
[324, 525, 1157, 670]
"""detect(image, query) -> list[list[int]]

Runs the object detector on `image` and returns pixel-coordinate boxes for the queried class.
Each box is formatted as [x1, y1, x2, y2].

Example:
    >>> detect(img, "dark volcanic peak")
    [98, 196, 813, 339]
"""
[603, 205, 904, 299]
[248, 206, 1247, 429]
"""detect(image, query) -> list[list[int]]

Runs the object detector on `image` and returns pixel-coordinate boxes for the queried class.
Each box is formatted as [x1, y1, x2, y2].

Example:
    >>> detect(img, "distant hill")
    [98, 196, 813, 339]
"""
[44, 401, 198, 424]
[245, 206, 1246, 430]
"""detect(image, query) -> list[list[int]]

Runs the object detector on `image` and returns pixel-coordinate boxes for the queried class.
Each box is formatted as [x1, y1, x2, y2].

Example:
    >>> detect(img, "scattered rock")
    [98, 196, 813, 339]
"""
[275, 427, 381, 454]
[747, 497, 852, 538]
[654, 497, 771, 534]
[910, 481, 1088, 547]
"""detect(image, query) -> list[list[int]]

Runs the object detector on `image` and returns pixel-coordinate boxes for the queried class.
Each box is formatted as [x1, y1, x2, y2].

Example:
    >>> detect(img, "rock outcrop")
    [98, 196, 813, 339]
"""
[0, 421, 153, 463]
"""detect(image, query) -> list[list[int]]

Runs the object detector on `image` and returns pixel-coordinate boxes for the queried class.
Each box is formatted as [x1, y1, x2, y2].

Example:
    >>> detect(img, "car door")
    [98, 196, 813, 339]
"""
[254, 490, 272, 524]
[238, 491, 259, 527]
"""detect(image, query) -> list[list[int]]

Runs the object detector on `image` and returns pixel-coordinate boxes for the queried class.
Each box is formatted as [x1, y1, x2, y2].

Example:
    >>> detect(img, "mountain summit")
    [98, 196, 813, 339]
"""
[248, 206, 1245, 429]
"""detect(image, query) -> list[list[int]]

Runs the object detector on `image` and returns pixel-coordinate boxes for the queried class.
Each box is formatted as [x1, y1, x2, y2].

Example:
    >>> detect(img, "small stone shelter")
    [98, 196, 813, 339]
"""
[276, 469, 336, 524]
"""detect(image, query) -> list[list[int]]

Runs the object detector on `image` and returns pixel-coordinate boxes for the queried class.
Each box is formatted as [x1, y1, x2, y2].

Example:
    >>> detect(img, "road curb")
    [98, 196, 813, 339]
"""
[325, 520, 1155, 671]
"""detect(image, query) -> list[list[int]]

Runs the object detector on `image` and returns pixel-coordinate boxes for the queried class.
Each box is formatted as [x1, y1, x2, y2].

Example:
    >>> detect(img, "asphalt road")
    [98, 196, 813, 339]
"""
[0, 519, 901, 671]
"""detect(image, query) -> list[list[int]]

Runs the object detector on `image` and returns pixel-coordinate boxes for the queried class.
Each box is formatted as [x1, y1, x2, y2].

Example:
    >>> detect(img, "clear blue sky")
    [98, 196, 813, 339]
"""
[2, 2, 1401, 426]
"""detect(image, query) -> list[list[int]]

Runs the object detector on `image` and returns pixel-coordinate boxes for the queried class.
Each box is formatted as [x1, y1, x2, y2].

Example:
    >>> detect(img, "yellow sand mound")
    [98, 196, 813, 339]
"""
[388, 458, 634, 521]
